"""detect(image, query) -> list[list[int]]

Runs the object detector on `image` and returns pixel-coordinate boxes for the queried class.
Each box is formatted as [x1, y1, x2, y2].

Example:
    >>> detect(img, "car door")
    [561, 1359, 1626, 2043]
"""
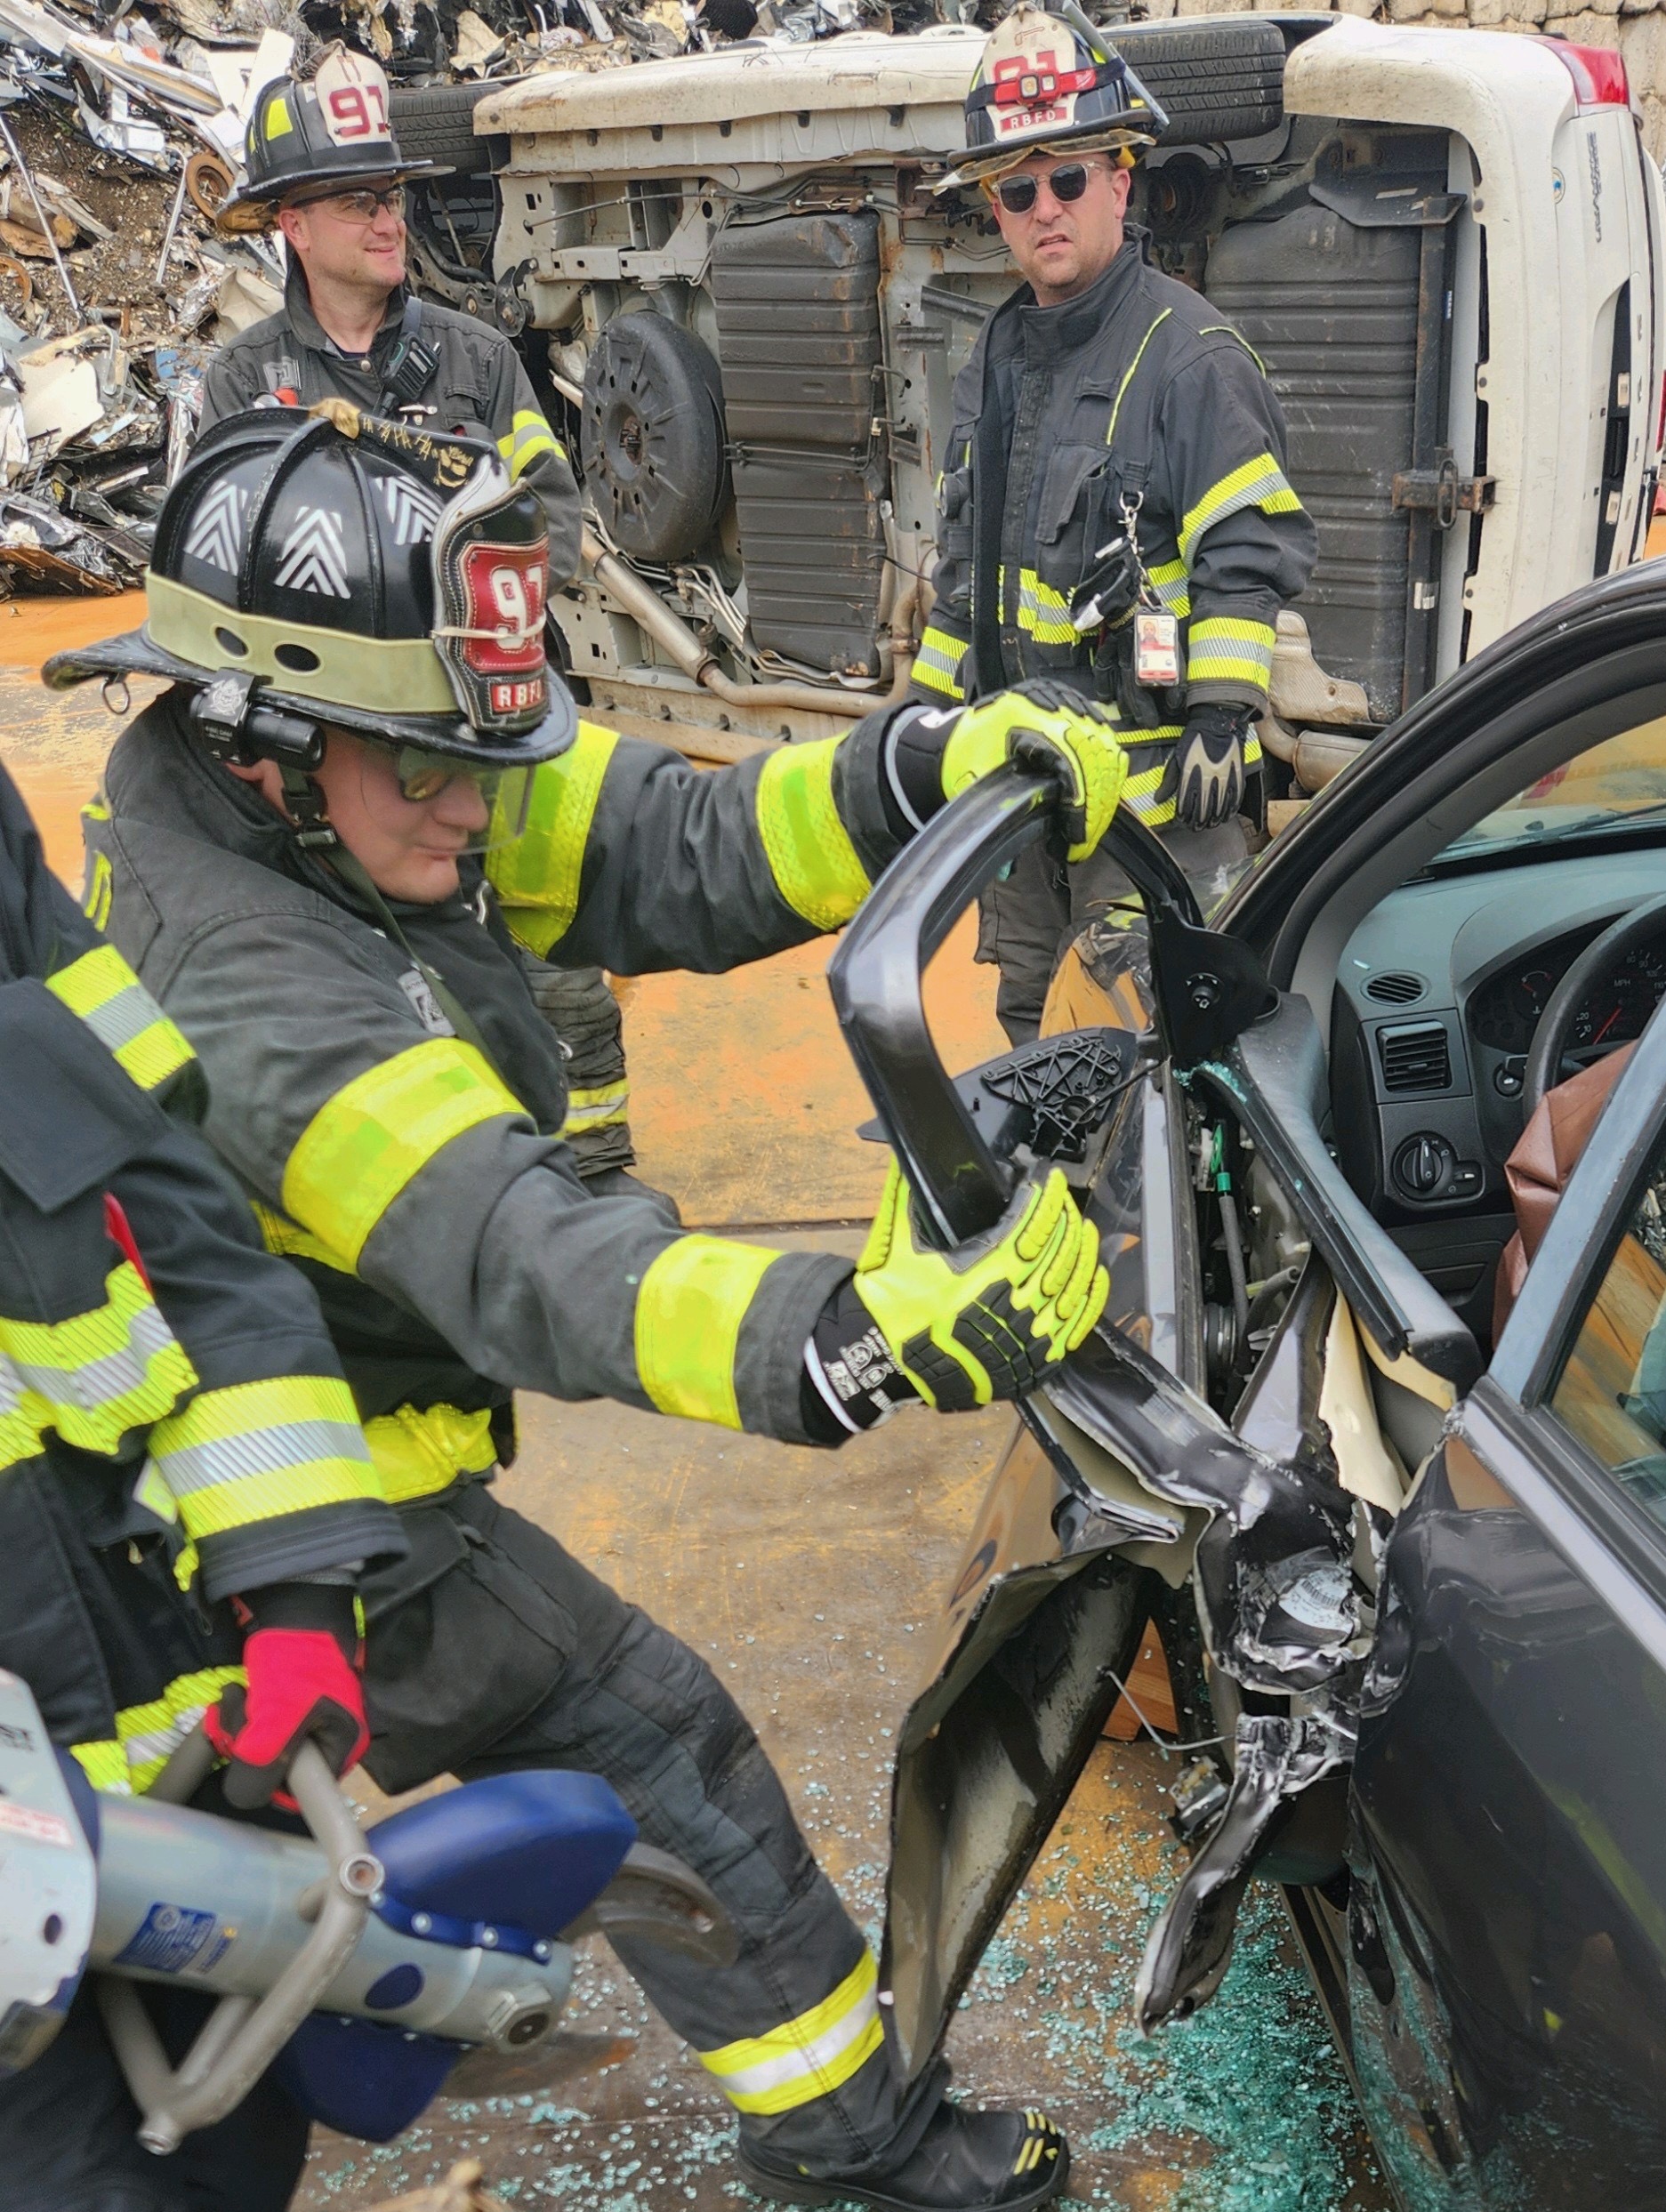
[1347, 1001, 1666, 2211]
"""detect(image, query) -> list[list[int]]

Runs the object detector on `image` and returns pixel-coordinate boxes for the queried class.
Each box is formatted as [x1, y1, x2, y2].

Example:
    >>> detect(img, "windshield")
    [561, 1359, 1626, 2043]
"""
[1437, 716, 1666, 861]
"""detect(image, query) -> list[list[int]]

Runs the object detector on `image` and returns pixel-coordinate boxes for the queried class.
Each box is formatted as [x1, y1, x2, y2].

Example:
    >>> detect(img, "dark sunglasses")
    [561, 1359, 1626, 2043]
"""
[993, 163, 1096, 215]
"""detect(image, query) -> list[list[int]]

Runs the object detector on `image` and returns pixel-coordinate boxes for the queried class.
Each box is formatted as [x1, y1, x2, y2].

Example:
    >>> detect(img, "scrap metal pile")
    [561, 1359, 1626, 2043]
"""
[0, 0, 950, 594]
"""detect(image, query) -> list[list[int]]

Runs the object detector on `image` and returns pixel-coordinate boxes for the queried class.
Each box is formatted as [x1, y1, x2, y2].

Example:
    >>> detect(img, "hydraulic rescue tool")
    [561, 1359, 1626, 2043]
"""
[0, 1668, 734, 2152]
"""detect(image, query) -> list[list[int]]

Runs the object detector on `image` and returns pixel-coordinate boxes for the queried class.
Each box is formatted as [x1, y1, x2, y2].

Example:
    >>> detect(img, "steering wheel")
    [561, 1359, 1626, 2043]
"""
[1522, 891, 1666, 1121]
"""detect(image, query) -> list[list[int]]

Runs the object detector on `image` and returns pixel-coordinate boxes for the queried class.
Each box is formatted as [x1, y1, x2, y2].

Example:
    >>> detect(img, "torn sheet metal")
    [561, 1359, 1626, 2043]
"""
[1134, 1708, 1356, 2033]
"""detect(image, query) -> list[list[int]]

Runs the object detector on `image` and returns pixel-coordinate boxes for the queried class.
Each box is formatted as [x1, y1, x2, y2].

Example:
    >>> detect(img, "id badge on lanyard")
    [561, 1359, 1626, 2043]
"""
[1120, 491, 1181, 688]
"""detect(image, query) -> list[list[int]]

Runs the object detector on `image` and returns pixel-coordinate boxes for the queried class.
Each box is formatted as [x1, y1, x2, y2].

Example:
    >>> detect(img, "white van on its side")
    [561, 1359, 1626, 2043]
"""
[458, 15, 1666, 765]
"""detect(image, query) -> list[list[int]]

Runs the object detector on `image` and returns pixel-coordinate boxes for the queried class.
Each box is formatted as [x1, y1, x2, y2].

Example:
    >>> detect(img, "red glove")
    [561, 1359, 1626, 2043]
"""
[206, 1584, 369, 1811]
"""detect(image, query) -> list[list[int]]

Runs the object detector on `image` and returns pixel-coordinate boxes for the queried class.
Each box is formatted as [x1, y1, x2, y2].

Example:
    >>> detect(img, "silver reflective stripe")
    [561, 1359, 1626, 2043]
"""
[77, 978, 166, 1056]
[9, 1302, 177, 1412]
[154, 1417, 369, 1498]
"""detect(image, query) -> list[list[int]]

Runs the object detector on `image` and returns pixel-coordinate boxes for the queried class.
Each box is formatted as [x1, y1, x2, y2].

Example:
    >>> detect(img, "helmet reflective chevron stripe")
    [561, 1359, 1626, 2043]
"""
[634, 1236, 783, 1431]
[71, 1666, 245, 1797]
[147, 1375, 382, 1555]
[45, 943, 196, 1094]
[280, 1039, 527, 1272]
[0, 1263, 197, 1466]
[487, 722, 619, 958]
[753, 737, 871, 932]
[696, 1950, 884, 2115]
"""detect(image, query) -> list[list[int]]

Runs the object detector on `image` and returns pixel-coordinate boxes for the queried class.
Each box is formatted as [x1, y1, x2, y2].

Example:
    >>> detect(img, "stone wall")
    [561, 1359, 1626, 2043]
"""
[1130, 0, 1666, 157]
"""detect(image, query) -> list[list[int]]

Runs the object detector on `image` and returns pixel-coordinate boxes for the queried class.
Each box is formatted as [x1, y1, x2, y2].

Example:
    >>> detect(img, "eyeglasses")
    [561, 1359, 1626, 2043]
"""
[298, 184, 406, 224]
[992, 163, 1098, 215]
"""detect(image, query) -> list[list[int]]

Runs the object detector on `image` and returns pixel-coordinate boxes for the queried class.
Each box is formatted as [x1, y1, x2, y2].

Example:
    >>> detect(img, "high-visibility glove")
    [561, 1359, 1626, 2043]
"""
[935, 680, 1129, 862]
[850, 1161, 1108, 1412]
[206, 1582, 369, 1811]
[1163, 704, 1252, 831]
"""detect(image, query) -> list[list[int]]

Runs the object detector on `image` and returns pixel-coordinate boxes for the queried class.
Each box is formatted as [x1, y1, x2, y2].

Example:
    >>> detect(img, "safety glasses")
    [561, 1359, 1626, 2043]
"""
[298, 184, 406, 224]
[390, 748, 533, 850]
[991, 163, 1096, 215]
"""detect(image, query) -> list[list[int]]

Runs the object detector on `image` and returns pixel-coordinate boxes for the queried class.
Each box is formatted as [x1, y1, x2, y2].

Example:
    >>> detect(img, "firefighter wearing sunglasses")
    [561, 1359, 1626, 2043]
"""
[203, 52, 643, 1208]
[917, 5, 1319, 1044]
[52, 401, 1144, 2210]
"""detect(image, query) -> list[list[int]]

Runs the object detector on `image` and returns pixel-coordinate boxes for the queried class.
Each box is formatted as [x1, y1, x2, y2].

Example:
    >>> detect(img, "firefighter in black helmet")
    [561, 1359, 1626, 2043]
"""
[914, 6, 1318, 1043]
[203, 48, 641, 1190]
[59, 401, 1144, 2208]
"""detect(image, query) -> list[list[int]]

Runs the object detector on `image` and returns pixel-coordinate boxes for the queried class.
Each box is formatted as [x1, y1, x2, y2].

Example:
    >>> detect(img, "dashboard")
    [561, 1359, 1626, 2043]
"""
[1332, 852, 1666, 1256]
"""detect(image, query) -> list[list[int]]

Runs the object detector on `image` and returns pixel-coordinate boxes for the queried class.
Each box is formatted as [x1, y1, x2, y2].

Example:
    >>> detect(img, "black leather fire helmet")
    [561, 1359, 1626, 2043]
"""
[44, 399, 575, 772]
[221, 49, 451, 219]
[938, 5, 1160, 192]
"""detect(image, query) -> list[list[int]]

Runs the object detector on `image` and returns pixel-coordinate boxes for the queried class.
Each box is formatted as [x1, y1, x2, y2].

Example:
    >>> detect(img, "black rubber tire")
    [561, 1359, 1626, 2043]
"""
[580, 314, 729, 564]
[389, 82, 503, 176]
[1108, 21, 1285, 146]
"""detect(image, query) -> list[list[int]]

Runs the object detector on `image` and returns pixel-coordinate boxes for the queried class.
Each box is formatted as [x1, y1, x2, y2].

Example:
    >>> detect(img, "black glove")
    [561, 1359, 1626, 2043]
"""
[801, 1274, 922, 1438]
[1162, 704, 1252, 831]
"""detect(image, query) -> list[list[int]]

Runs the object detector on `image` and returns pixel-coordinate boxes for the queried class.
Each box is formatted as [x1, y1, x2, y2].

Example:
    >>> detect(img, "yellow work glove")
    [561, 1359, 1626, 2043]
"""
[852, 1161, 1108, 1412]
[938, 678, 1129, 863]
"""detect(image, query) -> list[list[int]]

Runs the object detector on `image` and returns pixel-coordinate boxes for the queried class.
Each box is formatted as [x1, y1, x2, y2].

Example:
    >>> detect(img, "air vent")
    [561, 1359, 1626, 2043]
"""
[1379, 1021, 1452, 1094]
[1364, 970, 1426, 1006]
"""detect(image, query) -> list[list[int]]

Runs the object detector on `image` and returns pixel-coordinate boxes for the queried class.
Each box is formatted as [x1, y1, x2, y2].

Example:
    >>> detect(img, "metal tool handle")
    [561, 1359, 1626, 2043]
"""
[827, 761, 1060, 1249]
[97, 1733, 382, 2157]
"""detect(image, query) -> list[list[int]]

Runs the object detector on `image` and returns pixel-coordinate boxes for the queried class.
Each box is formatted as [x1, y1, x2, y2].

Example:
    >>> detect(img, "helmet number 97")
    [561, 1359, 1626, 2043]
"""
[326, 81, 389, 140]
[488, 563, 541, 636]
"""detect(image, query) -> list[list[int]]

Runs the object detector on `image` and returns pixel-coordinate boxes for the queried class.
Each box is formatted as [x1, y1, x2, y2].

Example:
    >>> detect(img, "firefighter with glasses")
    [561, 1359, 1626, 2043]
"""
[56, 399, 1138, 2209]
[203, 49, 642, 1195]
[914, 6, 1318, 1042]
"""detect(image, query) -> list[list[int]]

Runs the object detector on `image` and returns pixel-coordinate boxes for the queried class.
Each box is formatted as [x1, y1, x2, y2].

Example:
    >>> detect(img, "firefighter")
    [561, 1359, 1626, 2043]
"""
[200, 49, 640, 1189]
[0, 755, 406, 2208]
[54, 402, 1134, 2211]
[914, 5, 1319, 1042]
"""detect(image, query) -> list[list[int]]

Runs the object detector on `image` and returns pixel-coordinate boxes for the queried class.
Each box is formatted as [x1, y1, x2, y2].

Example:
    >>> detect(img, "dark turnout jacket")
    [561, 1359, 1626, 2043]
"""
[0, 760, 399, 1796]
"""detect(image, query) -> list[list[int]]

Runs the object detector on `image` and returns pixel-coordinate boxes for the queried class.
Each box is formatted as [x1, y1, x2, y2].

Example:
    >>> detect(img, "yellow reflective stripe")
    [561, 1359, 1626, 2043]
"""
[1179, 453, 1303, 564]
[698, 1951, 883, 2116]
[252, 1200, 356, 1276]
[560, 1079, 631, 1137]
[913, 624, 968, 699]
[282, 1041, 526, 1270]
[84, 849, 113, 931]
[1186, 615, 1276, 692]
[149, 1375, 380, 1540]
[1147, 559, 1191, 620]
[45, 942, 196, 1094]
[0, 1260, 197, 1459]
[364, 1401, 498, 1506]
[635, 1235, 778, 1430]
[754, 738, 871, 933]
[498, 408, 566, 478]
[1104, 308, 1173, 448]
[1014, 568, 1076, 646]
[73, 1663, 245, 1797]
[1197, 322, 1269, 376]
[488, 721, 619, 957]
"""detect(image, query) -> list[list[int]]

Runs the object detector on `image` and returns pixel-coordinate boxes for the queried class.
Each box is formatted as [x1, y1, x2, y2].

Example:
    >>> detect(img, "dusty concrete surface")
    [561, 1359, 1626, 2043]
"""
[0, 598, 1389, 2212]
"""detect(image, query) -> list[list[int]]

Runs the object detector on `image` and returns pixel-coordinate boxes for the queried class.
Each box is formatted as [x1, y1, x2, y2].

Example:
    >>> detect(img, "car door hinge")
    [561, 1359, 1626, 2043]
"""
[1393, 446, 1498, 530]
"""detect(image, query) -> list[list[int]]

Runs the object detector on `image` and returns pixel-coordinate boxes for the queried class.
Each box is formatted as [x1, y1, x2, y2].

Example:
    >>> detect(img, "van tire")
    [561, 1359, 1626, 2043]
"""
[389, 83, 501, 175]
[1108, 22, 1285, 145]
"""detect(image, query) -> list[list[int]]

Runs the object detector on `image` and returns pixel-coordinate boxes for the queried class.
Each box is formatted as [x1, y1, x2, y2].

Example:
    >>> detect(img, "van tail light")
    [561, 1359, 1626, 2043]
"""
[1537, 39, 1631, 110]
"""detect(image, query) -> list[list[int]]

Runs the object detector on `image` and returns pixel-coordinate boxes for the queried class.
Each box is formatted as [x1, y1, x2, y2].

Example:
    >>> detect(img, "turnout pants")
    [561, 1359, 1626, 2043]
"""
[7, 1483, 933, 2212]
[980, 817, 1251, 1045]
[362, 1484, 935, 2179]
